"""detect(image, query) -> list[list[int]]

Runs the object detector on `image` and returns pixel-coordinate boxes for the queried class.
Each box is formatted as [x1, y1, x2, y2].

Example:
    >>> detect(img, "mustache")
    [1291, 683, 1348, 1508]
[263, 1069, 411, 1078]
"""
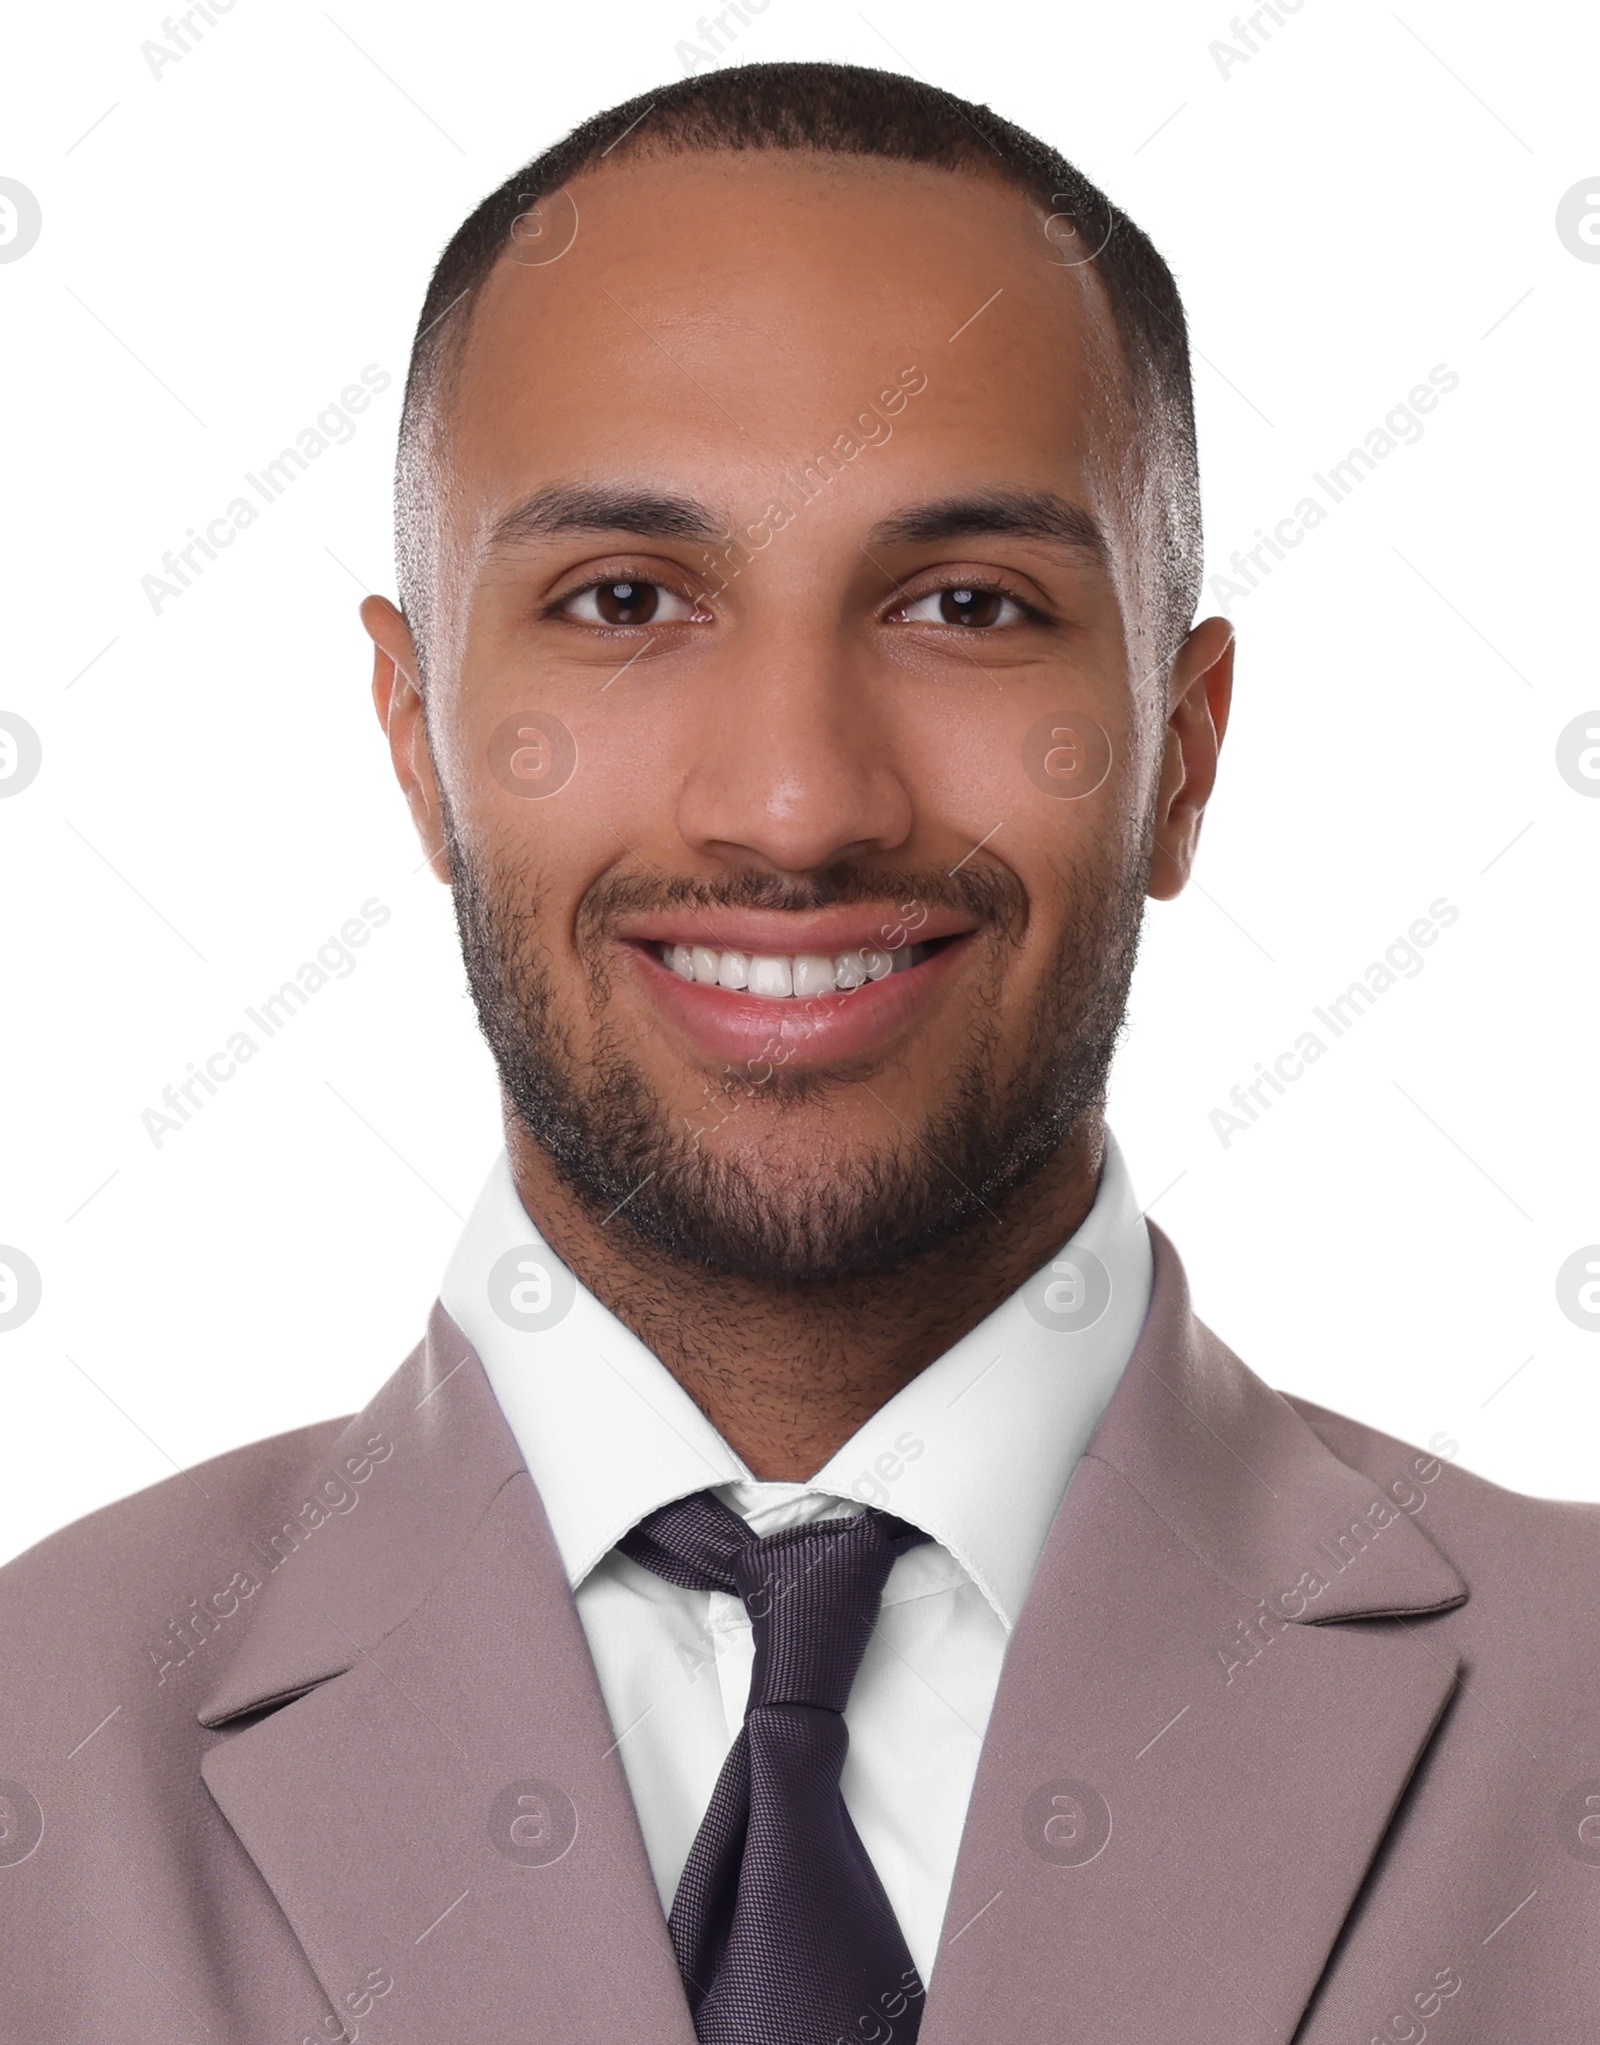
[576, 860, 1031, 946]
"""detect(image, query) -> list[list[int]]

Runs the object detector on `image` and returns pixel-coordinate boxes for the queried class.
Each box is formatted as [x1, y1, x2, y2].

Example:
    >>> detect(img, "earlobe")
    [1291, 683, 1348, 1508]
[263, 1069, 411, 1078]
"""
[360, 595, 452, 883]
[1145, 615, 1235, 902]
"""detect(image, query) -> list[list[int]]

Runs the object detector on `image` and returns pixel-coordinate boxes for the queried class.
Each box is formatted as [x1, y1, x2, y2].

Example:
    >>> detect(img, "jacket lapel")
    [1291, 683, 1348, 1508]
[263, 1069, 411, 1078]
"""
[922, 1226, 1468, 2045]
[196, 1304, 696, 2044]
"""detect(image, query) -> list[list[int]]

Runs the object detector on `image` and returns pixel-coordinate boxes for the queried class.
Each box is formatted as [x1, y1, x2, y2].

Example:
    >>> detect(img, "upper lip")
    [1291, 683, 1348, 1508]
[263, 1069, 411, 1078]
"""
[613, 905, 979, 956]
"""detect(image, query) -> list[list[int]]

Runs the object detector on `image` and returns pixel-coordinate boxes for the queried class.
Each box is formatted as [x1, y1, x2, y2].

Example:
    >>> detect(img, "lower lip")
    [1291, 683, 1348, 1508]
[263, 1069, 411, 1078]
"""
[625, 938, 972, 1069]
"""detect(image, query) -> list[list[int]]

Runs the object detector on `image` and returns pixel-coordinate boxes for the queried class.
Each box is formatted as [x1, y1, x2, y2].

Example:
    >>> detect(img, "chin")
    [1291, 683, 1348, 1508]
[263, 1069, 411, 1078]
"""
[593, 1125, 1027, 1289]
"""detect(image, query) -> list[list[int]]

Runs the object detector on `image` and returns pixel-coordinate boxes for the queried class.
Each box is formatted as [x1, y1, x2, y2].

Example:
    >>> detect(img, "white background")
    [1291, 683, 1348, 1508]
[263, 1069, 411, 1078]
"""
[2, 0, 1596, 1566]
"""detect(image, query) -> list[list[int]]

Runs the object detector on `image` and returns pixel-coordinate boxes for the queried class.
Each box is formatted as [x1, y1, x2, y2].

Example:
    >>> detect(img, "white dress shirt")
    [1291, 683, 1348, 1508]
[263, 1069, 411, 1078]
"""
[439, 1139, 1152, 1982]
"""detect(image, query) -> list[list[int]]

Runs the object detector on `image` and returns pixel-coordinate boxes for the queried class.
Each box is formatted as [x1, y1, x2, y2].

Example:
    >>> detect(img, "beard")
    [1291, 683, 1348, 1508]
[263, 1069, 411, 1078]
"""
[446, 818, 1151, 1287]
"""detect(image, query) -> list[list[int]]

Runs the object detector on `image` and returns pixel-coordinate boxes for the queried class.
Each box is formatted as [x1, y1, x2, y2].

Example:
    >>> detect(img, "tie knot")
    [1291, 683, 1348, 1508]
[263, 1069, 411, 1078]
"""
[736, 1512, 898, 1714]
[619, 1492, 927, 1714]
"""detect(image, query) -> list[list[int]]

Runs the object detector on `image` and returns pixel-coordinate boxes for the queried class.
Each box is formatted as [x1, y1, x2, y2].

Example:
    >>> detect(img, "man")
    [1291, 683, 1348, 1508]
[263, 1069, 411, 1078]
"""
[2, 59, 1596, 2044]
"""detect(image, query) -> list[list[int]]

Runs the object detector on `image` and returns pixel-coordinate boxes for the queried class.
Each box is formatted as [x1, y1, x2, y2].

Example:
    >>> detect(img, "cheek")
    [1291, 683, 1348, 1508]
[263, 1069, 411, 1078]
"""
[899, 683, 1142, 874]
[440, 682, 652, 893]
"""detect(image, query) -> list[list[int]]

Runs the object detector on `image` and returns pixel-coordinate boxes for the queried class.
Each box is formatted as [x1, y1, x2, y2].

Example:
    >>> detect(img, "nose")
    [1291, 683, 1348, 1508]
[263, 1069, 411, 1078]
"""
[675, 632, 915, 874]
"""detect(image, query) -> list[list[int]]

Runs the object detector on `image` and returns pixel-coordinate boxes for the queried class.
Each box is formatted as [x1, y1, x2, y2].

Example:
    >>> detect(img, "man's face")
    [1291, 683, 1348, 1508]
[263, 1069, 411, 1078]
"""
[371, 149, 1228, 1282]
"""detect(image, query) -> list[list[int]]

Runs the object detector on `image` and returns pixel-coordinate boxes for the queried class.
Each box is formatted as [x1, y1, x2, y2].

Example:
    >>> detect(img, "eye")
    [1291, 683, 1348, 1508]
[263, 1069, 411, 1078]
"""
[557, 578, 704, 627]
[893, 583, 1031, 629]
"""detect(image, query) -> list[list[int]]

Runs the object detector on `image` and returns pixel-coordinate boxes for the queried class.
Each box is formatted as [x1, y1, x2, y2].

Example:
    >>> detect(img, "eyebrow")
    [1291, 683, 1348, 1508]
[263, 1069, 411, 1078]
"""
[482, 483, 727, 556]
[479, 480, 1113, 570]
[866, 489, 1112, 567]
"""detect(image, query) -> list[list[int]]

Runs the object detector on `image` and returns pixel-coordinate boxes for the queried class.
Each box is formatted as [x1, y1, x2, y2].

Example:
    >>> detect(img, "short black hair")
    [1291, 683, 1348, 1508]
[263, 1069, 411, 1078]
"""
[396, 59, 1201, 668]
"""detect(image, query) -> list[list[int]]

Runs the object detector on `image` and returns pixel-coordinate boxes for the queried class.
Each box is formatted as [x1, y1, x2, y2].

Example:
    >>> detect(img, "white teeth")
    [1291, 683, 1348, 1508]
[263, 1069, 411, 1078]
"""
[748, 955, 794, 998]
[658, 941, 927, 998]
[792, 954, 836, 998]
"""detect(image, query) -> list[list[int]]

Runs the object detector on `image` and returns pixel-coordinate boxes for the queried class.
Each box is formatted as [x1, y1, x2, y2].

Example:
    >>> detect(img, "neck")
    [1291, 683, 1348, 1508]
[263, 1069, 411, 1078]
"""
[503, 1115, 1107, 1480]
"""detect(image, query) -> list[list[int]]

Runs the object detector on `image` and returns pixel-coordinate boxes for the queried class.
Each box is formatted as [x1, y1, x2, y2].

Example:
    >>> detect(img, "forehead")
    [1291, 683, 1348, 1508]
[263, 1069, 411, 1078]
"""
[446, 148, 1130, 530]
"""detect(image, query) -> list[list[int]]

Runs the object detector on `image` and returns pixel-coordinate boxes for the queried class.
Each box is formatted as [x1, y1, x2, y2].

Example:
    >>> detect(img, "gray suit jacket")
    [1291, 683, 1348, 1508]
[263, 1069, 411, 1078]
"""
[3, 1225, 1597, 2041]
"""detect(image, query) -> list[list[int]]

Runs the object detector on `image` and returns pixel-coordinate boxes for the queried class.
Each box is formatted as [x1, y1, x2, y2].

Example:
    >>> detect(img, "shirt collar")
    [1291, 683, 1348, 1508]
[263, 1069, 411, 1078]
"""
[439, 1137, 1152, 1632]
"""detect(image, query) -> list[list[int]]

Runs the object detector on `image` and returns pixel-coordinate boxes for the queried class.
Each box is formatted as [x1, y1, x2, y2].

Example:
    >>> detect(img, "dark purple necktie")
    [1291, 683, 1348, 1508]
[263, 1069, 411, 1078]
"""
[619, 1490, 931, 2045]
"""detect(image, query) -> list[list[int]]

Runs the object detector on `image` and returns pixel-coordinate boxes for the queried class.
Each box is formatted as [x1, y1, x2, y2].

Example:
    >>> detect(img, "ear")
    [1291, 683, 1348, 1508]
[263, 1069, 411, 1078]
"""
[1146, 615, 1235, 901]
[362, 596, 452, 883]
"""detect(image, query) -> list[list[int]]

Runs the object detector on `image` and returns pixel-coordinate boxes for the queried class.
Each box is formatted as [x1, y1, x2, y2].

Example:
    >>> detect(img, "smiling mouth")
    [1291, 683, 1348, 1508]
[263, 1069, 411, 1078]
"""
[653, 938, 951, 1000]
